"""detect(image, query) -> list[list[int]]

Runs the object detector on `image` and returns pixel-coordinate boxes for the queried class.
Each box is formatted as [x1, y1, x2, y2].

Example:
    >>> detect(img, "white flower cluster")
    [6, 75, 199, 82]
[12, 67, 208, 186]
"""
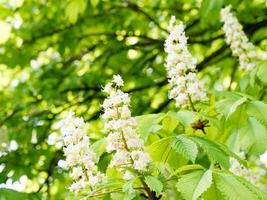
[229, 152, 264, 188]
[164, 16, 207, 108]
[60, 112, 106, 193]
[102, 75, 151, 179]
[220, 5, 261, 71]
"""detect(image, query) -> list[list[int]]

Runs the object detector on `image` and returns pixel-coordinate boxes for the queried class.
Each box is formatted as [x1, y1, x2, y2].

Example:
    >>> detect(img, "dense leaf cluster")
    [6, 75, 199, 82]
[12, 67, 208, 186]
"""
[0, 0, 267, 199]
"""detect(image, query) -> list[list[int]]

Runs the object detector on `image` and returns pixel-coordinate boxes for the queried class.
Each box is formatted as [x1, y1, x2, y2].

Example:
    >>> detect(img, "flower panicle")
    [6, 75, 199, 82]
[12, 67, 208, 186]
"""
[60, 112, 106, 193]
[101, 75, 151, 179]
[164, 16, 207, 108]
[220, 5, 262, 71]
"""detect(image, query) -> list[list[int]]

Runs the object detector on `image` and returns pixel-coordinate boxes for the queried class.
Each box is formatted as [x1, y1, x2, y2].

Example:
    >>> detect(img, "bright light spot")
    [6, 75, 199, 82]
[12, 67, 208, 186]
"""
[8, 140, 18, 151]
[58, 160, 68, 169]
[223, 77, 231, 88]
[48, 132, 57, 145]
[0, 21, 11, 44]
[126, 37, 138, 45]
[0, 175, 28, 192]
[31, 130, 38, 144]
[0, 164, 5, 173]
[13, 13, 23, 29]
[127, 49, 138, 59]
[146, 68, 153, 76]
[9, 0, 24, 8]
[55, 141, 63, 149]
[215, 83, 223, 91]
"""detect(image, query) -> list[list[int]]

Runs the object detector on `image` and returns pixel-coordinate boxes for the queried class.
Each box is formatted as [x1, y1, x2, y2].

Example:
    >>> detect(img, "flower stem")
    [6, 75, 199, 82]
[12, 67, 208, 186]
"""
[187, 94, 197, 112]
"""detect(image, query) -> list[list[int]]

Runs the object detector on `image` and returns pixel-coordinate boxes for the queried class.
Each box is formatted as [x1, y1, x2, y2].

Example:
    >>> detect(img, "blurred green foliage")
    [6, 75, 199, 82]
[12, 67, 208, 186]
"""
[0, 0, 266, 199]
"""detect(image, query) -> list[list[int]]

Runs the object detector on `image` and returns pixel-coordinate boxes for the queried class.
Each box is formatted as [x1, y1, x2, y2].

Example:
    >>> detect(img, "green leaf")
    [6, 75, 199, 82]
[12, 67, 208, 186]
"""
[200, 0, 224, 26]
[168, 110, 197, 127]
[176, 170, 213, 200]
[203, 183, 225, 200]
[136, 113, 166, 140]
[171, 134, 198, 163]
[256, 61, 267, 83]
[65, 0, 88, 23]
[215, 93, 245, 117]
[122, 179, 137, 200]
[162, 114, 179, 133]
[214, 172, 259, 200]
[227, 97, 247, 119]
[190, 136, 230, 168]
[90, 0, 99, 7]
[0, 189, 39, 200]
[234, 175, 267, 200]
[169, 164, 205, 178]
[144, 176, 163, 196]
[246, 100, 267, 128]
[91, 138, 107, 162]
[237, 117, 267, 155]
[147, 137, 187, 170]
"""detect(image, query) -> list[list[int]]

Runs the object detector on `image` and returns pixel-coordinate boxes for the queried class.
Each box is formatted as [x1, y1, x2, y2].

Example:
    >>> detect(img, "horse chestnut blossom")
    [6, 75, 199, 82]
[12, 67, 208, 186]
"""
[221, 5, 261, 71]
[229, 152, 264, 189]
[102, 75, 151, 179]
[60, 112, 106, 193]
[164, 16, 207, 108]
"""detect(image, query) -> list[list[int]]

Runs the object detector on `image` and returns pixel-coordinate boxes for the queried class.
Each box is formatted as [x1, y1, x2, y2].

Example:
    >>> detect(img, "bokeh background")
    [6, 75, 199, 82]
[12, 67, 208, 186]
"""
[0, 0, 266, 199]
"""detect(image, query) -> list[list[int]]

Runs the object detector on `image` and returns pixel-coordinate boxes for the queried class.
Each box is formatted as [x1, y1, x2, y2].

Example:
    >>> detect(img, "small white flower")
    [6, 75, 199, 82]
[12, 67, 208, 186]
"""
[164, 16, 207, 108]
[71, 166, 83, 179]
[103, 83, 113, 93]
[59, 112, 106, 193]
[229, 152, 264, 188]
[102, 75, 151, 179]
[220, 5, 262, 71]
[113, 74, 124, 86]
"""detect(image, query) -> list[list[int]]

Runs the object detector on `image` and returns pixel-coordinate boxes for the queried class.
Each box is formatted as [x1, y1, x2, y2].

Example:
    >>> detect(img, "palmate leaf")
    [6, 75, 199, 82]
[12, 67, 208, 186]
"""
[200, 0, 224, 26]
[144, 176, 163, 196]
[226, 97, 247, 119]
[238, 117, 267, 155]
[171, 134, 198, 163]
[189, 136, 230, 169]
[176, 169, 213, 200]
[256, 60, 267, 83]
[215, 93, 246, 118]
[169, 164, 205, 178]
[167, 110, 197, 127]
[246, 100, 267, 128]
[147, 137, 187, 171]
[203, 183, 225, 200]
[136, 113, 166, 140]
[213, 172, 259, 200]
[234, 175, 267, 200]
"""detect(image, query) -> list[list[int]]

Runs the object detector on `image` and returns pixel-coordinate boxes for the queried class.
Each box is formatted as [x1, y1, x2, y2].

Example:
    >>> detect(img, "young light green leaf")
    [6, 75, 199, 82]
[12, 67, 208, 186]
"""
[65, 0, 87, 24]
[169, 164, 205, 178]
[176, 170, 213, 200]
[246, 100, 267, 128]
[214, 172, 259, 200]
[227, 97, 247, 119]
[144, 176, 163, 196]
[190, 136, 230, 168]
[256, 61, 267, 83]
[168, 110, 197, 127]
[136, 113, 166, 140]
[238, 117, 267, 155]
[171, 135, 198, 163]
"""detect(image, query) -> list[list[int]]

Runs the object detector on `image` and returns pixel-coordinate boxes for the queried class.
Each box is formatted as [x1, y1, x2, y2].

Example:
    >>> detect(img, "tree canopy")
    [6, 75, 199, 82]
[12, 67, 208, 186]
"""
[0, 0, 267, 200]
